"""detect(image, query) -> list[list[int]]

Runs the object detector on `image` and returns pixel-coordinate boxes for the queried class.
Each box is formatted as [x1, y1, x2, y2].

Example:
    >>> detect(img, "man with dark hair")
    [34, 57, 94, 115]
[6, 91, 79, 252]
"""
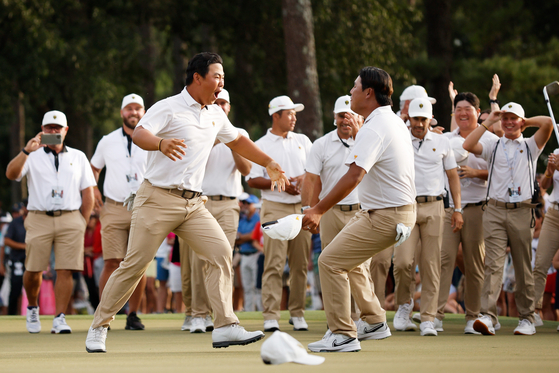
[464, 102, 553, 335]
[86, 52, 289, 352]
[303, 67, 416, 352]
[246, 95, 312, 332]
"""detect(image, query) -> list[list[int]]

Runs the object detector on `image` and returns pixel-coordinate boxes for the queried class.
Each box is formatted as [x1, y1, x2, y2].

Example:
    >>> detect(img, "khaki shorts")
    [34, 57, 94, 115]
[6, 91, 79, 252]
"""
[100, 201, 132, 260]
[25, 210, 87, 272]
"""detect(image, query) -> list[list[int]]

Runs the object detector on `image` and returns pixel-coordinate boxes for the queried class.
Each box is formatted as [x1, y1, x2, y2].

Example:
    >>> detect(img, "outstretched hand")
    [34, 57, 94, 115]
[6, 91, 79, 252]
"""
[24, 132, 44, 153]
[266, 161, 289, 192]
[489, 74, 501, 101]
[160, 138, 187, 161]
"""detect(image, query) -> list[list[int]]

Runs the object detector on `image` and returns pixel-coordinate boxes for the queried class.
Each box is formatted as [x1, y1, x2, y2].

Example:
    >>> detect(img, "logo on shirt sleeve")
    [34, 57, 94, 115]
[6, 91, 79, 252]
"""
[354, 155, 358, 159]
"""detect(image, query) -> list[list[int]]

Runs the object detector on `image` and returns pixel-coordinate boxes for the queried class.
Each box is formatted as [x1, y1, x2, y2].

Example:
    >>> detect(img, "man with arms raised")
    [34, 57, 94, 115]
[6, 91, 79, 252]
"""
[85, 52, 288, 352]
[303, 67, 416, 352]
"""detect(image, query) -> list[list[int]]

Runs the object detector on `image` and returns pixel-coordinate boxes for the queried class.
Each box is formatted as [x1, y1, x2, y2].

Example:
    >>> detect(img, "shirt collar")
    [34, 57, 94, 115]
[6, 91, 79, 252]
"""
[410, 129, 432, 142]
[330, 129, 354, 143]
[44, 145, 68, 155]
[267, 128, 294, 141]
[121, 127, 131, 139]
[181, 87, 208, 111]
[503, 134, 524, 144]
[364, 105, 392, 124]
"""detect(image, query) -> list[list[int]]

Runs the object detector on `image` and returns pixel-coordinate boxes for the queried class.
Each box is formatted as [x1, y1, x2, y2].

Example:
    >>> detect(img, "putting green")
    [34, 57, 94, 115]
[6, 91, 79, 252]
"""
[0, 311, 557, 373]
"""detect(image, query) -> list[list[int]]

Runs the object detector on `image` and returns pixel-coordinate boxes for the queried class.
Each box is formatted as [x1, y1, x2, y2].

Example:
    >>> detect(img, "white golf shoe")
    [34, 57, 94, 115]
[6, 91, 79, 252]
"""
[51, 313, 72, 334]
[473, 315, 495, 335]
[308, 330, 361, 352]
[290, 317, 308, 331]
[464, 320, 481, 334]
[514, 319, 536, 335]
[356, 319, 391, 340]
[190, 317, 206, 333]
[419, 321, 437, 336]
[26, 307, 41, 334]
[263, 319, 280, 332]
[86, 326, 108, 353]
[181, 315, 192, 331]
[393, 300, 417, 331]
[212, 324, 264, 348]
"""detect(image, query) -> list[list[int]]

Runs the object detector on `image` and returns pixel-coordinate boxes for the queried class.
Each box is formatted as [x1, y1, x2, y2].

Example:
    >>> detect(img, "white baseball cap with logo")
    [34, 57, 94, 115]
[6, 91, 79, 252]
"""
[333, 95, 356, 115]
[400, 85, 436, 104]
[121, 93, 145, 110]
[261, 331, 325, 365]
[268, 95, 304, 116]
[408, 98, 433, 119]
[262, 214, 303, 241]
[216, 89, 230, 103]
[501, 102, 525, 119]
[42, 110, 67, 127]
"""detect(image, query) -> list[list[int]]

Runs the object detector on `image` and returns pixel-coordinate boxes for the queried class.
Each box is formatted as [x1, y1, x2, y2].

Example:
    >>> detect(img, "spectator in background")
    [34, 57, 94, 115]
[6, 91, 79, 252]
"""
[4, 201, 27, 315]
[236, 194, 261, 312]
[155, 233, 174, 313]
[0, 212, 13, 313]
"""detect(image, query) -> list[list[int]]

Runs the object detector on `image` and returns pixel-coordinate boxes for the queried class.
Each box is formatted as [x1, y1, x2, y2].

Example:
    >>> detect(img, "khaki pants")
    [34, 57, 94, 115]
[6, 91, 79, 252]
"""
[92, 181, 238, 329]
[394, 201, 444, 322]
[533, 208, 559, 309]
[99, 201, 132, 260]
[180, 199, 239, 317]
[438, 205, 485, 321]
[369, 246, 393, 307]
[319, 206, 416, 338]
[261, 200, 311, 320]
[321, 207, 376, 319]
[481, 204, 535, 323]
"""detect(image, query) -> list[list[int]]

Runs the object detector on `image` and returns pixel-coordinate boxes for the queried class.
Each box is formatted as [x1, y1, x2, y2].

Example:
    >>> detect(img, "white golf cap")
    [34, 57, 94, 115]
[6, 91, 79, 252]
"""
[216, 89, 230, 103]
[400, 85, 436, 104]
[501, 102, 525, 119]
[408, 98, 433, 119]
[333, 95, 356, 114]
[268, 95, 304, 116]
[121, 93, 144, 109]
[261, 331, 325, 365]
[42, 110, 67, 127]
[262, 214, 303, 241]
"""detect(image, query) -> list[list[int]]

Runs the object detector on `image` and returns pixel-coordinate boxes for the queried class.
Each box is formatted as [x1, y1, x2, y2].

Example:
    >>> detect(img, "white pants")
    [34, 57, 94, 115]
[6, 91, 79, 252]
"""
[241, 252, 261, 311]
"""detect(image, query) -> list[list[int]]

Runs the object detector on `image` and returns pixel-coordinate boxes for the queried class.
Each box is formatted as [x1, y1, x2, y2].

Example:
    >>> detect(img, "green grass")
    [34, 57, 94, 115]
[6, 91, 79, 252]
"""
[0, 311, 557, 373]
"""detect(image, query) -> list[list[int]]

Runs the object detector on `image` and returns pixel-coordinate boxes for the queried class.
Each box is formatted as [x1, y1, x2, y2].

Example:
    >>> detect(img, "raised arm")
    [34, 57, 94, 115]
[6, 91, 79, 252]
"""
[6, 133, 43, 180]
[523, 116, 553, 150]
[463, 110, 503, 155]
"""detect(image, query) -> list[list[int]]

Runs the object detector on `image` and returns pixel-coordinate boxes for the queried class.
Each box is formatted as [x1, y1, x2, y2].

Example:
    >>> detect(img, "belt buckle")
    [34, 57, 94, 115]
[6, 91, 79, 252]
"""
[181, 190, 193, 199]
[46, 210, 62, 217]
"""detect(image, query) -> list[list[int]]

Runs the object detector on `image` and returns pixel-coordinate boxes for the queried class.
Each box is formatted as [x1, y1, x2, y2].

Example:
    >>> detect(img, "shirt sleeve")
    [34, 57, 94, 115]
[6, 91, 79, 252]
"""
[17, 154, 31, 181]
[345, 127, 384, 173]
[238, 128, 250, 140]
[79, 152, 97, 191]
[137, 100, 173, 135]
[217, 112, 240, 144]
[90, 136, 106, 170]
[442, 138, 458, 170]
[305, 140, 323, 175]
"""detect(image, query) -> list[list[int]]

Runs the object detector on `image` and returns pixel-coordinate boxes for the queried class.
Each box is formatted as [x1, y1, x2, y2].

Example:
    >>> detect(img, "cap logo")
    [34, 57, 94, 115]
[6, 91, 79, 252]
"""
[345, 100, 349, 105]
[508, 104, 513, 108]
[53, 115, 57, 119]
[132, 96, 136, 99]
[419, 104, 424, 108]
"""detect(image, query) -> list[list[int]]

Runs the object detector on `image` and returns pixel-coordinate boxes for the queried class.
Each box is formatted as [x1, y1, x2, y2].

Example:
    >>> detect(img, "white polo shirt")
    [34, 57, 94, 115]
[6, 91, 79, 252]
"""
[411, 130, 457, 196]
[478, 134, 541, 202]
[305, 129, 359, 205]
[91, 128, 148, 202]
[346, 106, 416, 210]
[18, 146, 96, 211]
[202, 127, 250, 197]
[138, 88, 239, 191]
[247, 129, 312, 204]
[548, 149, 559, 204]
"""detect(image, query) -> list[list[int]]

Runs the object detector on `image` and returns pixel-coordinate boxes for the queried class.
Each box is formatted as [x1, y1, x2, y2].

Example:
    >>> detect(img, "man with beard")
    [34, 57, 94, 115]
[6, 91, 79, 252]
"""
[90, 94, 148, 330]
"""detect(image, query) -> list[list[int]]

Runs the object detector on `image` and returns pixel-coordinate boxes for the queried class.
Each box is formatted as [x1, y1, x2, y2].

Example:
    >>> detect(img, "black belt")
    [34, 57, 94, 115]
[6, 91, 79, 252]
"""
[416, 195, 443, 203]
[168, 188, 202, 199]
[207, 195, 236, 201]
[335, 203, 360, 212]
[465, 201, 484, 208]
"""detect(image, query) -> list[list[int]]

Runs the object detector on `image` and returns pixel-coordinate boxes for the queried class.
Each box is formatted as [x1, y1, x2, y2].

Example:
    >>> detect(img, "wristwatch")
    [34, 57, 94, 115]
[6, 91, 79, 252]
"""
[454, 208, 463, 214]
[301, 206, 311, 214]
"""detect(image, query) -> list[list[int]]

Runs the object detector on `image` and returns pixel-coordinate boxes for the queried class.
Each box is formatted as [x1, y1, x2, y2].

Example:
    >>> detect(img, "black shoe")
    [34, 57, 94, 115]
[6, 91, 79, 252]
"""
[125, 312, 145, 330]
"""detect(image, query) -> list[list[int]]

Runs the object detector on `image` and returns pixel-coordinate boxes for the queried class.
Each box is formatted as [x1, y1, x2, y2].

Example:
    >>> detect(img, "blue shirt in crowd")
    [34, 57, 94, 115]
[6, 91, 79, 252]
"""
[237, 212, 260, 254]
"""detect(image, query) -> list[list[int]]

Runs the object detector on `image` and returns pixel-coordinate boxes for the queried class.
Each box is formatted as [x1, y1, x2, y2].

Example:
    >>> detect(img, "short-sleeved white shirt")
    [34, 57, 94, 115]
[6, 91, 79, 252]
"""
[246, 129, 312, 204]
[18, 146, 96, 211]
[443, 128, 498, 207]
[478, 134, 542, 202]
[91, 128, 148, 202]
[305, 129, 359, 205]
[548, 149, 559, 204]
[411, 130, 457, 196]
[138, 88, 239, 191]
[202, 127, 250, 197]
[346, 106, 416, 210]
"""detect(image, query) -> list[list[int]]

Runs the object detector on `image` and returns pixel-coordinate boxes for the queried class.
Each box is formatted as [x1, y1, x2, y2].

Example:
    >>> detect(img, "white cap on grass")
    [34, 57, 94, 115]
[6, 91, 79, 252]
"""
[261, 331, 325, 365]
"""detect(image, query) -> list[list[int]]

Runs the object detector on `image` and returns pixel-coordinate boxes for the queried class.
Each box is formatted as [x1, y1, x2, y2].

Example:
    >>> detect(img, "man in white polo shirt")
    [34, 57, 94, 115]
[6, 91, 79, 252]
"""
[6, 110, 96, 334]
[437, 92, 497, 334]
[303, 66, 416, 352]
[392, 98, 463, 336]
[463, 102, 553, 335]
[85, 52, 288, 352]
[246, 95, 312, 332]
[301, 95, 390, 340]
[90, 93, 148, 331]
[179, 89, 252, 333]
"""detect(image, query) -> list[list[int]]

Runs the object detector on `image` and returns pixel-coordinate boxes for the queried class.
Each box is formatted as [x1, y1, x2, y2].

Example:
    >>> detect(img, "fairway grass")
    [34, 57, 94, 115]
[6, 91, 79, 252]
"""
[0, 311, 557, 373]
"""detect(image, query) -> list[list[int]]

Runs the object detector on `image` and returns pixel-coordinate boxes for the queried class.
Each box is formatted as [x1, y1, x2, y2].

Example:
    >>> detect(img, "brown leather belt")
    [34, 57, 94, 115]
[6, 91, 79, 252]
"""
[207, 195, 236, 201]
[167, 188, 202, 199]
[416, 195, 443, 203]
[335, 203, 360, 212]
[487, 198, 532, 209]
[105, 197, 126, 206]
[29, 210, 77, 217]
